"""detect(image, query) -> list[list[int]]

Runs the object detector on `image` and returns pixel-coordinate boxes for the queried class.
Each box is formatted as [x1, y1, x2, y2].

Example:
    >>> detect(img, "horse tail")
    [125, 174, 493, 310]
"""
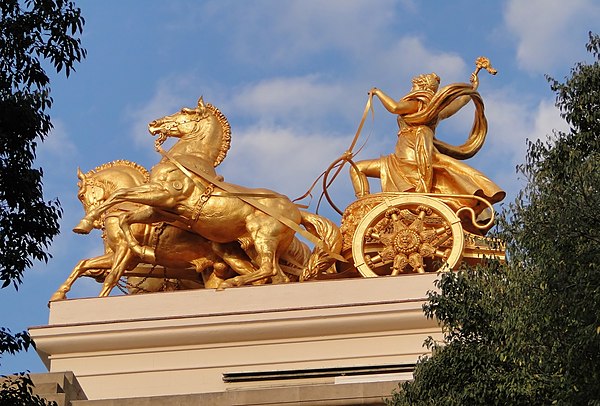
[282, 237, 311, 267]
[278, 237, 311, 280]
[299, 211, 342, 281]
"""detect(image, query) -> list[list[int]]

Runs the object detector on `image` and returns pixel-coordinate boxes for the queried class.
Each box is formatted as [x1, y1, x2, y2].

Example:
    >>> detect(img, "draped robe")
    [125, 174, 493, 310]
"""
[379, 83, 505, 213]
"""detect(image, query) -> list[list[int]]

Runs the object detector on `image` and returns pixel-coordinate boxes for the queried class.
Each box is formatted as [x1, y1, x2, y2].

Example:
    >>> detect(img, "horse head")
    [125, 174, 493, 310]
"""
[148, 97, 209, 140]
[148, 97, 232, 167]
[77, 168, 108, 226]
[76, 161, 150, 227]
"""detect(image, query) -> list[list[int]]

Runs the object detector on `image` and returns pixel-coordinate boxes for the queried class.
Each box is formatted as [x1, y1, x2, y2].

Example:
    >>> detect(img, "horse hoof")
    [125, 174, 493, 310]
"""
[48, 292, 65, 304]
[218, 276, 243, 290]
[73, 218, 94, 234]
[216, 281, 232, 290]
[271, 273, 289, 284]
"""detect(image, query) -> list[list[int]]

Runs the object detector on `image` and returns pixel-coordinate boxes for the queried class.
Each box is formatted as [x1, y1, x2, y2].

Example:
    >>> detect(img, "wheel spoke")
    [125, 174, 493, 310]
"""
[352, 195, 465, 278]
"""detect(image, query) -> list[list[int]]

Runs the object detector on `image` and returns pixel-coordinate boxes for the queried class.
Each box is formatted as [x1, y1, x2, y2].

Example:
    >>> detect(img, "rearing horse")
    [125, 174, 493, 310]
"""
[74, 98, 341, 288]
[51, 160, 236, 301]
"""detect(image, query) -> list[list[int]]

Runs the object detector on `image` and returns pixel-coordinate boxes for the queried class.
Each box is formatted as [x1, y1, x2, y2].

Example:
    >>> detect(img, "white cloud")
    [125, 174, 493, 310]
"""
[226, 75, 351, 126]
[214, 0, 396, 64]
[485, 93, 536, 162]
[504, 0, 600, 73]
[219, 125, 350, 199]
[473, 91, 568, 201]
[34, 119, 82, 203]
[486, 93, 567, 162]
[378, 37, 467, 85]
[125, 76, 197, 152]
[277, 0, 395, 55]
[221, 35, 472, 138]
[38, 119, 78, 160]
[532, 98, 569, 139]
[127, 80, 183, 146]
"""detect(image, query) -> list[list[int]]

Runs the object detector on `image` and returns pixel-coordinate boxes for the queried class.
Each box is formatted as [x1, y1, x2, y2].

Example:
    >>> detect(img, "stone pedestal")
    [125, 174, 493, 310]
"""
[30, 274, 441, 403]
[31, 372, 87, 405]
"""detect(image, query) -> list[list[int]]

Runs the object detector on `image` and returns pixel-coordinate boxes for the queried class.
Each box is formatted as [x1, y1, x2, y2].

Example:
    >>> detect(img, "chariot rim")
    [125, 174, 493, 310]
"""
[351, 195, 464, 278]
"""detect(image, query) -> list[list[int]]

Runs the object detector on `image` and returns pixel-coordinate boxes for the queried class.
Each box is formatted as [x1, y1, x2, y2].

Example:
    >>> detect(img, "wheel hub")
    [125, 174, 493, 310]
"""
[393, 229, 421, 254]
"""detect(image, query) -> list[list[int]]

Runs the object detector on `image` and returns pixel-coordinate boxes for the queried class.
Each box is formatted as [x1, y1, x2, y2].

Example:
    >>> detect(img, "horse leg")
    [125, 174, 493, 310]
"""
[212, 243, 257, 276]
[204, 242, 259, 289]
[116, 206, 169, 262]
[118, 205, 195, 263]
[219, 236, 279, 289]
[49, 252, 115, 302]
[98, 243, 137, 297]
[74, 183, 177, 234]
[270, 231, 294, 284]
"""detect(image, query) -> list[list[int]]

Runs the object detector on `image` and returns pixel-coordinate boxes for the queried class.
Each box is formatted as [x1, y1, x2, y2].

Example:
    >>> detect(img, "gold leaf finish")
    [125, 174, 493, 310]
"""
[56, 59, 508, 299]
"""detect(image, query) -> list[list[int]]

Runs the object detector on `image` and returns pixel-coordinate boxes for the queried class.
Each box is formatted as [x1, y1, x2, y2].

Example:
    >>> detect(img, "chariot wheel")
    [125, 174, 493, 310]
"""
[351, 195, 464, 278]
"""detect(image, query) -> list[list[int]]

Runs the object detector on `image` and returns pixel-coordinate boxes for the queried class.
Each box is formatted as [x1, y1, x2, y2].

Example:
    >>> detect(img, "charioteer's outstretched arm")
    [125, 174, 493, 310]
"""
[369, 87, 419, 115]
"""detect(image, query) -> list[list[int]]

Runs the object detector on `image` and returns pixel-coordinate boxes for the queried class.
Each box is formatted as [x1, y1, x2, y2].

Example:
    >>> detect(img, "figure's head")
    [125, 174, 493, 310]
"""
[411, 73, 440, 93]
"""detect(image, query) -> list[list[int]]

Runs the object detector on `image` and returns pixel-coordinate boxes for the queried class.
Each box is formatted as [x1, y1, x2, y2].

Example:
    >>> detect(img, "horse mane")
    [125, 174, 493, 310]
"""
[81, 160, 151, 197]
[205, 103, 231, 167]
[86, 159, 150, 182]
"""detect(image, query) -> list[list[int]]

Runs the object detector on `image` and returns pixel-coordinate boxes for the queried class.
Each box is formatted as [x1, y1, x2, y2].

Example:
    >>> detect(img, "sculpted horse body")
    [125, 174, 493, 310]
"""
[50, 160, 237, 302]
[74, 98, 341, 288]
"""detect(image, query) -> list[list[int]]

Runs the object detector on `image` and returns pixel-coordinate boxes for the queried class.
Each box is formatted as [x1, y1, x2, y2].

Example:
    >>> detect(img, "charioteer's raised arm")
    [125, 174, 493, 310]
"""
[439, 56, 496, 119]
[438, 72, 479, 120]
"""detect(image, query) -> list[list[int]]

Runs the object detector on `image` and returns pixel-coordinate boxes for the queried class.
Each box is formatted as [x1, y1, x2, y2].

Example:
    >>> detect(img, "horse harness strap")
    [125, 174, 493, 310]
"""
[156, 145, 333, 254]
[156, 147, 280, 200]
[192, 183, 214, 222]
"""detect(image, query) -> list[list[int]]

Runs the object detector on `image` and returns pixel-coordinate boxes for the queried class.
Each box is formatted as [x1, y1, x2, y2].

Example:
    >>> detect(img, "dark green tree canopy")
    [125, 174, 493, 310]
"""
[0, 1, 84, 404]
[0, 0, 85, 289]
[389, 32, 600, 406]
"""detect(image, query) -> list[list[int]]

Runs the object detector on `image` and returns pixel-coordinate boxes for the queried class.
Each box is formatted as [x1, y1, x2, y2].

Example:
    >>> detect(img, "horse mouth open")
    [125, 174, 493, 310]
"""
[148, 126, 162, 136]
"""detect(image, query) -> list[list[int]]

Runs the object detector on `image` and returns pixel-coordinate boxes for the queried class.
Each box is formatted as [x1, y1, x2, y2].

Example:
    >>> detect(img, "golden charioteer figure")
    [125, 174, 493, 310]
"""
[51, 57, 505, 301]
[350, 57, 504, 216]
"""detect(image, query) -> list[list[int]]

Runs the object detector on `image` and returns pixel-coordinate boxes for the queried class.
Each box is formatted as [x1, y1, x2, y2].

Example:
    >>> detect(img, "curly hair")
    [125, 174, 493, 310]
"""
[411, 73, 440, 92]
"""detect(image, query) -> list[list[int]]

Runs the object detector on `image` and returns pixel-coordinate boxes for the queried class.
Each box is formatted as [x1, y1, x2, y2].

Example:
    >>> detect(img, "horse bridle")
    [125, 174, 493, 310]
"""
[154, 112, 206, 148]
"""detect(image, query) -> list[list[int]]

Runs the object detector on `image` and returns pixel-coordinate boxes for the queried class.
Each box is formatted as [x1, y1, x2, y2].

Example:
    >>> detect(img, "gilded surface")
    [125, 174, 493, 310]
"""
[68, 98, 341, 295]
[54, 57, 506, 300]
[345, 57, 505, 276]
[50, 160, 231, 301]
[349, 57, 505, 215]
[347, 194, 466, 277]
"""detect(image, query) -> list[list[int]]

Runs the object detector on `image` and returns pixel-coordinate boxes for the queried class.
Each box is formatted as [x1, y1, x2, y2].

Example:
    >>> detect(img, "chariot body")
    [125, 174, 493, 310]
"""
[51, 58, 505, 301]
[339, 192, 504, 279]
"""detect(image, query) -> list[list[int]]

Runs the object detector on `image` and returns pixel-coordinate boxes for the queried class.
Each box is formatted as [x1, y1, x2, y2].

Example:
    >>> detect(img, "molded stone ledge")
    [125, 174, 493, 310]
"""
[30, 274, 441, 400]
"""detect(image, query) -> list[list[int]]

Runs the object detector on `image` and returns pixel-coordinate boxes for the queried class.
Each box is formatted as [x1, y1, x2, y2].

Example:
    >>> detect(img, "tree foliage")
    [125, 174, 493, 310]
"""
[0, 0, 85, 289]
[0, 328, 52, 405]
[0, 0, 85, 403]
[389, 33, 600, 405]
[0, 373, 57, 406]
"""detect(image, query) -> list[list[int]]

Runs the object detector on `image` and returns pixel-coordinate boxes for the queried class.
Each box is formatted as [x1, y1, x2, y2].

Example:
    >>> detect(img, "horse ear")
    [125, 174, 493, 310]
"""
[198, 96, 204, 109]
[77, 167, 85, 181]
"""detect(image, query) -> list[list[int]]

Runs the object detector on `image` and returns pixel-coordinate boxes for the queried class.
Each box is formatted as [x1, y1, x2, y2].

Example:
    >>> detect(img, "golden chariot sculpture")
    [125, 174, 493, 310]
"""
[50, 57, 505, 301]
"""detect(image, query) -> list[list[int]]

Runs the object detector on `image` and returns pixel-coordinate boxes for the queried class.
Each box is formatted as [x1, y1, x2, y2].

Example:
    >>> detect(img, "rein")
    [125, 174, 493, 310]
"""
[154, 114, 204, 146]
[155, 144, 342, 259]
[295, 93, 375, 214]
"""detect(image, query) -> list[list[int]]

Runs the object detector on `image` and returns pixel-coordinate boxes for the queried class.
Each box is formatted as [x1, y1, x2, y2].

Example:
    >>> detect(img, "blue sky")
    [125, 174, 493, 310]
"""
[1, 0, 598, 375]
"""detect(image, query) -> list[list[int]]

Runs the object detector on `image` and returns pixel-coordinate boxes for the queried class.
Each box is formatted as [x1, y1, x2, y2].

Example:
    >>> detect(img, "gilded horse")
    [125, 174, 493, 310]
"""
[50, 160, 236, 301]
[73, 98, 341, 288]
